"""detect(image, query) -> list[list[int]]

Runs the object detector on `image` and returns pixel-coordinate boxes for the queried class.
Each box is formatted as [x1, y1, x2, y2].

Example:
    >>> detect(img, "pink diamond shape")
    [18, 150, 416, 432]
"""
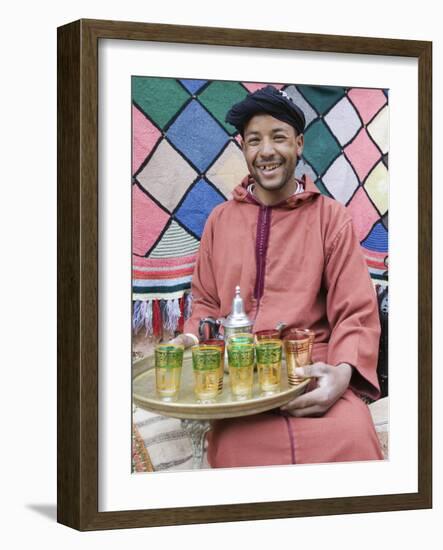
[132, 105, 162, 174]
[346, 187, 380, 242]
[347, 88, 387, 124]
[132, 185, 169, 255]
[242, 82, 285, 93]
[344, 128, 381, 182]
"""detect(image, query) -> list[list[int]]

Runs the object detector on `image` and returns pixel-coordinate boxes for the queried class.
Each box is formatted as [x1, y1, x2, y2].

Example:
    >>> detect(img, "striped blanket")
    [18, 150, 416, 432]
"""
[132, 79, 389, 337]
[132, 406, 209, 472]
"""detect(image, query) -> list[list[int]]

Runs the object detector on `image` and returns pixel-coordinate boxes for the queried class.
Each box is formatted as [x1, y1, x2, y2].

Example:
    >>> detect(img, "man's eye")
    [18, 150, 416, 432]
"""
[274, 135, 286, 141]
[247, 139, 259, 145]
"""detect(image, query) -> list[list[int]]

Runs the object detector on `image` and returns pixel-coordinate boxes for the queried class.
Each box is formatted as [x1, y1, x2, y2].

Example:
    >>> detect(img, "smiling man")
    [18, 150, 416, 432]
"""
[177, 85, 383, 467]
[242, 113, 304, 204]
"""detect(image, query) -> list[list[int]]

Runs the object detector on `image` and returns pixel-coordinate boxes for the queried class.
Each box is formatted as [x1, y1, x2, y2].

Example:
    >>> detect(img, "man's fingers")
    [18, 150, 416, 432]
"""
[295, 362, 330, 379]
[169, 334, 194, 348]
[281, 387, 326, 411]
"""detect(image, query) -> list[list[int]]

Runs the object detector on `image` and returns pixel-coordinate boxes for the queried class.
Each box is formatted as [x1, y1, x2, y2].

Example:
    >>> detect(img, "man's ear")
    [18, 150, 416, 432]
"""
[296, 133, 304, 157]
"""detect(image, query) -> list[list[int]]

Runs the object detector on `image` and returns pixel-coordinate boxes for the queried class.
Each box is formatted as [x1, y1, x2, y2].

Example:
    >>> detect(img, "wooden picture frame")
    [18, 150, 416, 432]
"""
[57, 18, 432, 530]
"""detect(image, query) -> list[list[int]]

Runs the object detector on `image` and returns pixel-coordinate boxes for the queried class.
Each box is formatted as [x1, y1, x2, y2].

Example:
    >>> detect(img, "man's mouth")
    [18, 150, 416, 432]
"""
[257, 162, 283, 174]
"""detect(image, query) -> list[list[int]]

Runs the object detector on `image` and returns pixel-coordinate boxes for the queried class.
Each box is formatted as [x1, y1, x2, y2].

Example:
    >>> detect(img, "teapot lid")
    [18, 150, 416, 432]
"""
[222, 286, 253, 329]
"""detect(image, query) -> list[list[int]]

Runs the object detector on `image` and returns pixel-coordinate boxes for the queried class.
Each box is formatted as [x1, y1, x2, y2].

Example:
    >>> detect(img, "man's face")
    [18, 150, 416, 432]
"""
[241, 114, 304, 194]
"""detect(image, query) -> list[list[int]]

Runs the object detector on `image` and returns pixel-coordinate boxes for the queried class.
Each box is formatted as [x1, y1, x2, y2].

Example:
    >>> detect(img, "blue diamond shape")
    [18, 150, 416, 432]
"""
[166, 100, 229, 172]
[362, 221, 388, 253]
[180, 79, 208, 94]
[174, 179, 225, 238]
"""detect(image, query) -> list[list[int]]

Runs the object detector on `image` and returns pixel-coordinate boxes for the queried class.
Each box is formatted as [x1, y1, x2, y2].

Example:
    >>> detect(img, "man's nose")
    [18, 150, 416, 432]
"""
[259, 139, 275, 157]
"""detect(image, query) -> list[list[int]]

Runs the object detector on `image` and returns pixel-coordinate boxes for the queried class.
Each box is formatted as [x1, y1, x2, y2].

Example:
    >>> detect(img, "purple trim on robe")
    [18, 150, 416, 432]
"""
[282, 413, 296, 464]
[254, 205, 272, 305]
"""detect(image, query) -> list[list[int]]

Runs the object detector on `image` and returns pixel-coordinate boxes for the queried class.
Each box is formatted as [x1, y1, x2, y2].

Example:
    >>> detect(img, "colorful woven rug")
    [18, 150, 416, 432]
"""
[132, 78, 389, 336]
[132, 422, 154, 473]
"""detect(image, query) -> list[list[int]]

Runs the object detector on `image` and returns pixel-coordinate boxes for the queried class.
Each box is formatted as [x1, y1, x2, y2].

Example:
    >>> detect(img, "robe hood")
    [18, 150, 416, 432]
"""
[233, 173, 321, 209]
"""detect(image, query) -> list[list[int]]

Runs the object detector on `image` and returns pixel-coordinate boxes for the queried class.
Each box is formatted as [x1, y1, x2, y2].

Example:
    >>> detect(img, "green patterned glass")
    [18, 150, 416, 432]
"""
[227, 343, 254, 399]
[154, 344, 184, 397]
[192, 346, 222, 401]
[256, 339, 282, 393]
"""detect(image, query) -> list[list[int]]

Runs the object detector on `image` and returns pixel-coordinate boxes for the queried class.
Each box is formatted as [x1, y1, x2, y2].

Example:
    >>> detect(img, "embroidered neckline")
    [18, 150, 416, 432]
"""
[247, 180, 304, 198]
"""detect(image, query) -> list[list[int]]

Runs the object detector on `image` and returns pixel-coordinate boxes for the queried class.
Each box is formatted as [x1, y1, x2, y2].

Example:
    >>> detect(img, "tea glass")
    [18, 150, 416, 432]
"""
[154, 343, 184, 399]
[227, 343, 255, 399]
[192, 345, 222, 401]
[199, 339, 225, 393]
[283, 328, 315, 386]
[255, 339, 282, 393]
[255, 329, 281, 342]
[226, 332, 254, 345]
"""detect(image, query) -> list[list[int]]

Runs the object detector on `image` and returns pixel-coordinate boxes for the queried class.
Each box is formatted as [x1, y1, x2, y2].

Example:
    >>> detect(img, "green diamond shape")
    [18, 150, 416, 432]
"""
[198, 81, 248, 134]
[303, 120, 341, 176]
[132, 77, 190, 129]
[298, 85, 345, 115]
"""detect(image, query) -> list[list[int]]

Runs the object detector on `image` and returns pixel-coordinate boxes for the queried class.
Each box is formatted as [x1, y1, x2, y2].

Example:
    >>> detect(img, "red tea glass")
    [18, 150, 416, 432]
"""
[254, 329, 281, 342]
[282, 329, 315, 386]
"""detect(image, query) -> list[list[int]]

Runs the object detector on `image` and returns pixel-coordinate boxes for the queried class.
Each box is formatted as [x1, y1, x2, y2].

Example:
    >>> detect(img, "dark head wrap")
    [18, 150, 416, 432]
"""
[225, 85, 306, 136]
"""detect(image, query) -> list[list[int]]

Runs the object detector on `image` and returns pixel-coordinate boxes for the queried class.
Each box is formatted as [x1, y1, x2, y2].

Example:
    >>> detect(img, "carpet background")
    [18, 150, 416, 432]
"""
[132, 78, 389, 337]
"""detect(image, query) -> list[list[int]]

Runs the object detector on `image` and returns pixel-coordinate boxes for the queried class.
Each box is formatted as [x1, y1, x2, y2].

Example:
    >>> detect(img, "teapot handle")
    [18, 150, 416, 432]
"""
[198, 317, 221, 340]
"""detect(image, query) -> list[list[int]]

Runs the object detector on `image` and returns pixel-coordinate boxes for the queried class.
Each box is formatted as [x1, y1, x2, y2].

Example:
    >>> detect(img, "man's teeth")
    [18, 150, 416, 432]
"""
[261, 164, 281, 171]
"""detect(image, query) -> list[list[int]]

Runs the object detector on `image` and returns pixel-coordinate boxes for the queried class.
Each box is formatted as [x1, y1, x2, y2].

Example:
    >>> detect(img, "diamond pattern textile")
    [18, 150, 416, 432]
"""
[135, 139, 198, 213]
[132, 105, 162, 174]
[166, 100, 230, 172]
[175, 179, 225, 239]
[131, 77, 389, 335]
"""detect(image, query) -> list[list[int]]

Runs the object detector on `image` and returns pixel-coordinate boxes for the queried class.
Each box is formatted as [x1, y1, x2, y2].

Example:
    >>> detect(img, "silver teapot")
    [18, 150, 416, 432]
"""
[198, 286, 253, 342]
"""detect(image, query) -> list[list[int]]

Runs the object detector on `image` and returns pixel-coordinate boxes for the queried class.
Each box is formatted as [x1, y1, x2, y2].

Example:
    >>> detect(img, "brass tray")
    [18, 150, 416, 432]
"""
[132, 350, 309, 420]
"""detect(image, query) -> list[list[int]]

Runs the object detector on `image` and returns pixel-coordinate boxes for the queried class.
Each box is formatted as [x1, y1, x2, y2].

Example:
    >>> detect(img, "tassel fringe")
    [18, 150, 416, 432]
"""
[132, 292, 193, 337]
[178, 297, 185, 333]
[164, 298, 181, 332]
[132, 301, 143, 334]
[143, 301, 152, 335]
[152, 300, 162, 338]
[184, 292, 193, 319]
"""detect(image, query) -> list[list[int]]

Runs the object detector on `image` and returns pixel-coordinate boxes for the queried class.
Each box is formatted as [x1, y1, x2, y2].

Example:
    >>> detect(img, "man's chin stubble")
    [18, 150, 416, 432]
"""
[256, 178, 287, 192]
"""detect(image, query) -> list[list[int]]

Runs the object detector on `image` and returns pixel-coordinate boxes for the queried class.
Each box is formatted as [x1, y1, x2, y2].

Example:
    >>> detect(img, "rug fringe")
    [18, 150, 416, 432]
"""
[133, 293, 192, 336]
[184, 292, 193, 319]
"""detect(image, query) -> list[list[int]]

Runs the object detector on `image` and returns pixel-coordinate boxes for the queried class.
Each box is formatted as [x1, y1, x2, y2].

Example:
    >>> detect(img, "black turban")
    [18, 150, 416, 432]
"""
[225, 85, 306, 136]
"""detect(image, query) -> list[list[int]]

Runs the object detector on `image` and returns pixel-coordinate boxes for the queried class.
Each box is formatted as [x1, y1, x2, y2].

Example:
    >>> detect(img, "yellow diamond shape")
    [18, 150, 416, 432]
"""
[206, 141, 248, 197]
[365, 161, 389, 215]
[368, 105, 389, 155]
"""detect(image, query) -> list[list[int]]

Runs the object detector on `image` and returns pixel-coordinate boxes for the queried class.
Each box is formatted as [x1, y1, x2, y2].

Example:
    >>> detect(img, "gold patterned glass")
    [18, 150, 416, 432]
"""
[283, 329, 315, 386]
[227, 343, 254, 399]
[199, 339, 225, 393]
[255, 339, 282, 393]
[154, 343, 184, 398]
[192, 346, 222, 401]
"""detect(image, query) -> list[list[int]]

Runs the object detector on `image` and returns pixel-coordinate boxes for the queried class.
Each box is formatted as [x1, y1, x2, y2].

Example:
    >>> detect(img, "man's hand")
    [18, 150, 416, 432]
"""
[169, 333, 198, 349]
[280, 362, 353, 417]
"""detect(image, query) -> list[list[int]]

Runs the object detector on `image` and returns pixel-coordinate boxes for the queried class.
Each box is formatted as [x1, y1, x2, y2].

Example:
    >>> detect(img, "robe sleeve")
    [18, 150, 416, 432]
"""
[183, 214, 221, 338]
[324, 218, 381, 400]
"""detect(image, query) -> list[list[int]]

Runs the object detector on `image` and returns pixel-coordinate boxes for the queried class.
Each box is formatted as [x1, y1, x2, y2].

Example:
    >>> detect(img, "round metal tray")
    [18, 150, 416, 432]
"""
[132, 350, 309, 420]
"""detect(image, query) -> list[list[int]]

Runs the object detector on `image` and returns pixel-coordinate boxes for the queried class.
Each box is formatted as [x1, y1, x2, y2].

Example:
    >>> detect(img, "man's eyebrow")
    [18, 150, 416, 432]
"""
[271, 127, 291, 133]
[244, 127, 290, 137]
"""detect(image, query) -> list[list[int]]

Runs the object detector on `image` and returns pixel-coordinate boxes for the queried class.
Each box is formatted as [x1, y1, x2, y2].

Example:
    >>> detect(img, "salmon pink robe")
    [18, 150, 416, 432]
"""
[184, 175, 383, 466]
